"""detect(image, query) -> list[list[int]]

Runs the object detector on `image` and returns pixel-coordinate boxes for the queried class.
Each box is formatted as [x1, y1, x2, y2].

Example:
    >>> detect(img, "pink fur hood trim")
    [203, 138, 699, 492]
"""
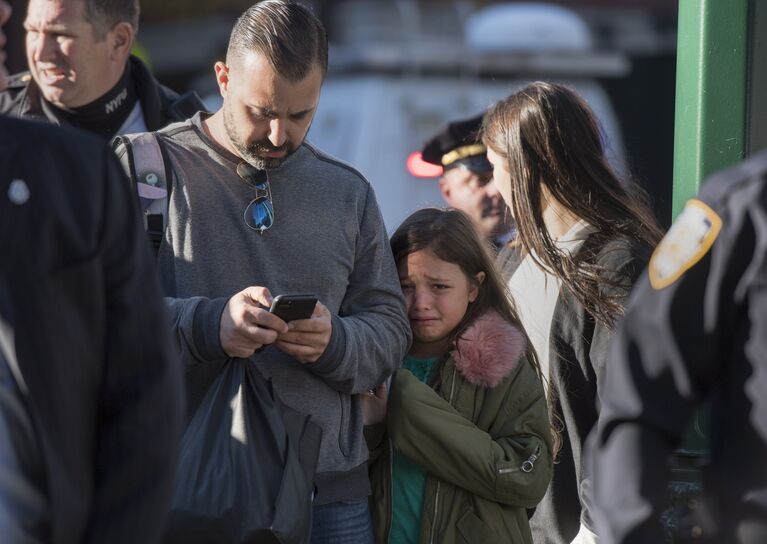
[451, 311, 527, 388]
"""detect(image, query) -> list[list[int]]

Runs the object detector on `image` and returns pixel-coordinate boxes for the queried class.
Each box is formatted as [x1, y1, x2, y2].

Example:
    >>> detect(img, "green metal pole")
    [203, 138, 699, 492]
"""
[671, 0, 750, 456]
[672, 0, 749, 215]
[666, 3, 750, 540]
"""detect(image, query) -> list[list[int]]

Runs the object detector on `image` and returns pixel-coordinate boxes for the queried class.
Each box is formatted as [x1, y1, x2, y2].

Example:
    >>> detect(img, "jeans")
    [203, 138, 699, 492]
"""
[310, 499, 374, 544]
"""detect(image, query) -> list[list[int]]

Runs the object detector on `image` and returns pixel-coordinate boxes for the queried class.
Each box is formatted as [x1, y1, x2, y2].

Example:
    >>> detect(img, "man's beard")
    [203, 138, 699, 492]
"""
[223, 106, 296, 170]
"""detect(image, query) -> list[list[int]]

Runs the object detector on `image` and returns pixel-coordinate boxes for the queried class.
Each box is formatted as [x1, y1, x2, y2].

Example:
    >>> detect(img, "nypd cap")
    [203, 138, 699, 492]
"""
[421, 114, 492, 173]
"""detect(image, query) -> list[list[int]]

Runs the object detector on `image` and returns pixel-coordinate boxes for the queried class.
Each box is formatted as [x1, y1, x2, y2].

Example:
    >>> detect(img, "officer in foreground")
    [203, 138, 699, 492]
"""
[589, 149, 767, 543]
[421, 114, 512, 248]
[0, 0, 202, 138]
[0, 2, 183, 541]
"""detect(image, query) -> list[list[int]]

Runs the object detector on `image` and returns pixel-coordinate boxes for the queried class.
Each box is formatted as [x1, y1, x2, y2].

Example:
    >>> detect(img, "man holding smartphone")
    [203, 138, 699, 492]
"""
[114, 2, 410, 541]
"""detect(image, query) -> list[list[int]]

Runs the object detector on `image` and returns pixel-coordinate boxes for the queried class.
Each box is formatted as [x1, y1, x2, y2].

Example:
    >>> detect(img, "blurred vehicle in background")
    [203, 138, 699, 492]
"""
[308, 1, 629, 230]
[310, 78, 623, 231]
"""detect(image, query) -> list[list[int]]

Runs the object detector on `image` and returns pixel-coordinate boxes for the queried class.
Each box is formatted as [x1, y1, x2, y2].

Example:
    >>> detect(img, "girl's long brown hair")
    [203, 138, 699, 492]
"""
[391, 208, 561, 455]
[483, 81, 664, 327]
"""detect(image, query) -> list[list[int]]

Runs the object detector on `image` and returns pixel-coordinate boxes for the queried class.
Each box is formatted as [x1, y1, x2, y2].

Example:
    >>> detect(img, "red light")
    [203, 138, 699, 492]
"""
[407, 152, 443, 178]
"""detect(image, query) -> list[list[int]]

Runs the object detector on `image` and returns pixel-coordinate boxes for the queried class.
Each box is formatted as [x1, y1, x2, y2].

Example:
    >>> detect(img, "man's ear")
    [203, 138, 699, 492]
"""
[438, 177, 452, 202]
[109, 22, 134, 62]
[214, 61, 230, 97]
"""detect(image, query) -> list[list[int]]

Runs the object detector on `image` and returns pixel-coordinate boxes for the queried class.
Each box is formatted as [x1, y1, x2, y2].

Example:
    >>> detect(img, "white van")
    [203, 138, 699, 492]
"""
[309, 76, 625, 230]
[307, 2, 630, 230]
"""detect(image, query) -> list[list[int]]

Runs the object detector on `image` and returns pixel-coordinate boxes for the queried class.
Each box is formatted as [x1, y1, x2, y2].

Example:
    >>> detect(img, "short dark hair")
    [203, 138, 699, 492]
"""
[84, 0, 139, 38]
[227, 0, 328, 81]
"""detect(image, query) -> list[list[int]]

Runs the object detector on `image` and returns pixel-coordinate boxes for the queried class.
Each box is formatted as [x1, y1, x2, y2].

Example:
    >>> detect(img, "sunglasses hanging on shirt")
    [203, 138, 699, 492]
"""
[237, 162, 274, 234]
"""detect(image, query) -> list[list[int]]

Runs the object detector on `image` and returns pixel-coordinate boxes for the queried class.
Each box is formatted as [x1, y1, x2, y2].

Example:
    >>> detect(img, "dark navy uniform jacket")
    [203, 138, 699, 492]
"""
[590, 149, 767, 543]
[0, 116, 183, 544]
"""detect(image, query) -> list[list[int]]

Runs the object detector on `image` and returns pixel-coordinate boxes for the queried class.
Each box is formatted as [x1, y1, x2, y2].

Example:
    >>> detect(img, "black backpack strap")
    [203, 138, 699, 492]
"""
[167, 90, 206, 122]
[112, 132, 172, 257]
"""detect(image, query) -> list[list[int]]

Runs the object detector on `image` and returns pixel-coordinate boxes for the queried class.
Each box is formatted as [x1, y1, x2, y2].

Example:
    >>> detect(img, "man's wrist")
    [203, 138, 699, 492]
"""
[192, 297, 230, 362]
[306, 314, 345, 372]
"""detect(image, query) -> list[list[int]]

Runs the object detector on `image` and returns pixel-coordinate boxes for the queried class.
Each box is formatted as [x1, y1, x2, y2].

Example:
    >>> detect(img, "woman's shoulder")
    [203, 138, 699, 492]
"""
[579, 231, 654, 276]
[496, 241, 524, 279]
[451, 311, 528, 389]
[571, 232, 655, 310]
[599, 233, 653, 264]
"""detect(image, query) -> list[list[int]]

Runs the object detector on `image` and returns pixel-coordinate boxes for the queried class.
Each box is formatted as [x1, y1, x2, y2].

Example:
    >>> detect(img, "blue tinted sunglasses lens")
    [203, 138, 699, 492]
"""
[238, 163, 274, 232]
[244, 182, 274, 232]
[250, 198, 274, 230]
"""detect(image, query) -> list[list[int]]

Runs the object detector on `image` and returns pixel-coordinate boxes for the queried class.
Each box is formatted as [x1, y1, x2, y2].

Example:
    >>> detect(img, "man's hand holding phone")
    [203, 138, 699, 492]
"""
[219, 286, 288, 358]
[220, 289, 332, 362]
[271, 295, 333, 364]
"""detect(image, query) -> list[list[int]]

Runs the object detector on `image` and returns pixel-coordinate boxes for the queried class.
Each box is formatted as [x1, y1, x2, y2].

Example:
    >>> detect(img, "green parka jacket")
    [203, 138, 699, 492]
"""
[366, 311, 553, 544]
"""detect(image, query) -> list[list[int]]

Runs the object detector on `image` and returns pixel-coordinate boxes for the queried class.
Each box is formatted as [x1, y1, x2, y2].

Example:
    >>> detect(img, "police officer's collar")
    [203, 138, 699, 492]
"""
[5, 71, 33, 89]
[44, 62, 137, 139]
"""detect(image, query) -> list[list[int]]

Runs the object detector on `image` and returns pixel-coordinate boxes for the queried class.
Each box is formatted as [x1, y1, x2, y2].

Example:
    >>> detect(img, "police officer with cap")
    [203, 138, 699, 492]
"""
[588, 149, 767, 543]
[421, 114, 512, 247]
[0, 0, 203, 139]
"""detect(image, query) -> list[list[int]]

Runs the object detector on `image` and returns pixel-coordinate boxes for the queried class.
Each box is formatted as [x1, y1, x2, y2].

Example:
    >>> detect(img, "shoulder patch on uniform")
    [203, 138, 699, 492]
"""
[649, 199, 722, 290]
[6, 72, 32, 88]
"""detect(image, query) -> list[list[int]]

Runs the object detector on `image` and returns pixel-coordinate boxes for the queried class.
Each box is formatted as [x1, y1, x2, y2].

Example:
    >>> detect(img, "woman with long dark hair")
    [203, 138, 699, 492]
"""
[482, 81, 663, 544]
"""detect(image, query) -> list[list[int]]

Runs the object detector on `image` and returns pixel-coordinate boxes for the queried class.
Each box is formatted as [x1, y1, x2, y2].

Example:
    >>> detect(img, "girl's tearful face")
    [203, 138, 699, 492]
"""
[398, 249, 480, 358]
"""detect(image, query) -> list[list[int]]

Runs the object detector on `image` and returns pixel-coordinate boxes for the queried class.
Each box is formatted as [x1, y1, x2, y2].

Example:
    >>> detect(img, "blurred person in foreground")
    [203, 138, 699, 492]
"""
[113, 1, 410, 542]
[0, 0, 203, 138]
[0, 2, 184, 542]
[421, 114, 513, 249]
[589, 150, 767, 543]
[483, 81, 663, 544]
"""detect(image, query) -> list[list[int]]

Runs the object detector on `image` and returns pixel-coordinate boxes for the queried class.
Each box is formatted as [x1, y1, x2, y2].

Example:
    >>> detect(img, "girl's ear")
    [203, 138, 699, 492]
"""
[469, 271, 485, 303]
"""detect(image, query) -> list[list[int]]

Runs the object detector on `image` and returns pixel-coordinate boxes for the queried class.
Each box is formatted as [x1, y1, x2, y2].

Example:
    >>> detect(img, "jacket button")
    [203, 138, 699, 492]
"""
[8, 179, 30, 205]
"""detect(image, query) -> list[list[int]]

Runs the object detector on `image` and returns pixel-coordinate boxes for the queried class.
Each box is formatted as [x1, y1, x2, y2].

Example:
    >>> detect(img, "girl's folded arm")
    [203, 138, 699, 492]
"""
[387, 370, 552, 507]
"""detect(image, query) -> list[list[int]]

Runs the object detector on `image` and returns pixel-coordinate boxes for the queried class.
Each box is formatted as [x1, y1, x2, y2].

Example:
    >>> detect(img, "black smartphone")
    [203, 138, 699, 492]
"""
[269, 294, 318, 322]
